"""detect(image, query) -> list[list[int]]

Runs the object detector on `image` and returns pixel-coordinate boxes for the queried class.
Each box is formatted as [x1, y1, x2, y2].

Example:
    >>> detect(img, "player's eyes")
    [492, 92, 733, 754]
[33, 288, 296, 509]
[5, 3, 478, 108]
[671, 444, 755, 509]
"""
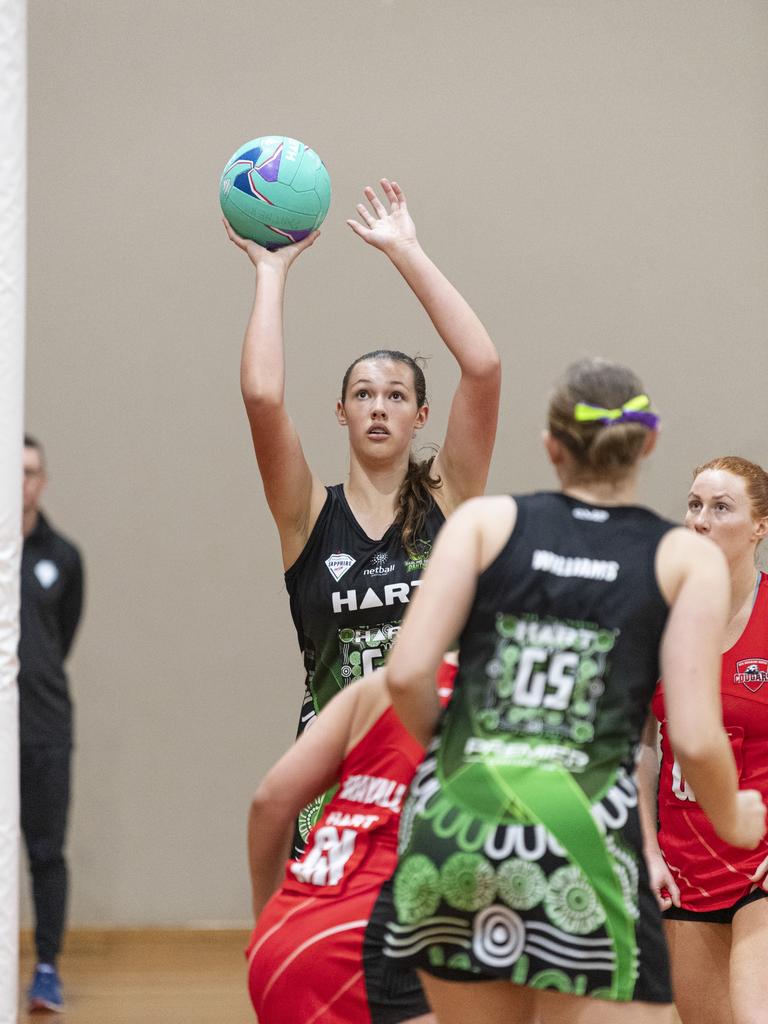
[687, 501, 701, 512]
[355, 389, 369, 399]
[390, 391, 403, 401]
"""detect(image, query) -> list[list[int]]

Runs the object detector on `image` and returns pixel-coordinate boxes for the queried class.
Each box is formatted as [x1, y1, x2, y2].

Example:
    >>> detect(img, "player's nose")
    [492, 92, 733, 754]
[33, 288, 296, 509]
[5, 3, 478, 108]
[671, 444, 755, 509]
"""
[692, 510, 710, 533]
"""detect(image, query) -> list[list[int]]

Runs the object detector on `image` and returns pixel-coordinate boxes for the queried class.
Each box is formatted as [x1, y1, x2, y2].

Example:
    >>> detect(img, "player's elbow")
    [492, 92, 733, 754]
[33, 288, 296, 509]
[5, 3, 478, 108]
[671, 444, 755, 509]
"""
[464, 347, 501, 384]
[249, 777, 279, 824]
[484, 348, 502, 378]
[248, 790, 290, 848]
[385, 661, 416, 701]
[667, 722, 723, 766]
[248, 792, 268, 830]
[241, 380, 283, 412]
[249, 767, 300, 831]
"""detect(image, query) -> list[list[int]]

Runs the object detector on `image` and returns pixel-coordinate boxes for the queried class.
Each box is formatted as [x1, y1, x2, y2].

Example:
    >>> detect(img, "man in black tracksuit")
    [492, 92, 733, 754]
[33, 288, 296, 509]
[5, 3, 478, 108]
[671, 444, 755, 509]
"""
[20, 435, 84, 1012]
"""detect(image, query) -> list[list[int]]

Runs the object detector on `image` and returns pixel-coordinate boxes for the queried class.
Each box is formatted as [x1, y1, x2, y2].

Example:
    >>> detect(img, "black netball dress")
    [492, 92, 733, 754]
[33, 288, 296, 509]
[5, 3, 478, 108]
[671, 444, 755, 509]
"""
[384, 492, 675, 1004]
[286, 484, 444, 845]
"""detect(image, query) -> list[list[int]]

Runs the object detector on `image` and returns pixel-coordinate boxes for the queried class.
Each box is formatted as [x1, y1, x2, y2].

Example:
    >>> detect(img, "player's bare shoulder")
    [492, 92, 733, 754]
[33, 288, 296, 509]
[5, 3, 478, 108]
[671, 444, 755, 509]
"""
[448, 494, 516, 538]
[471, 494, 518, 569]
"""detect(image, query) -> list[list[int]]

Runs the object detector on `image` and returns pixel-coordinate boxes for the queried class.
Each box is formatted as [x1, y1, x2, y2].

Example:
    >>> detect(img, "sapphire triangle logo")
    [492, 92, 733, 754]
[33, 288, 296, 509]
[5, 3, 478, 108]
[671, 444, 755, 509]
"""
[325, 553, 355, 582]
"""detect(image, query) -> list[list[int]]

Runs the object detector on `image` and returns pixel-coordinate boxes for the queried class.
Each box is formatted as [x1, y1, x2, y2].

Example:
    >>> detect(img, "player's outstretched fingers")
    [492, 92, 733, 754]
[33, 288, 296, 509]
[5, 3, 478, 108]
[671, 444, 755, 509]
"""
[346, 219, 367, 238]
[389, 180, 407, 206]
[294, 230, 320, 253]
[355, 203, 375, 228]
[363, 185, 387, 219]
[380, 178, 399, 208]
[223, 217, 249, 249]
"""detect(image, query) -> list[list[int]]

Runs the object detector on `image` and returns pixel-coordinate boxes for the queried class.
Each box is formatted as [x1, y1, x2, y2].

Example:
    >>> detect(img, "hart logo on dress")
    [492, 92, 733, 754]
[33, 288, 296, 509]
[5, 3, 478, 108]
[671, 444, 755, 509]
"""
[332, 581, 420, 614]
[325, 553, 356, 582]
[734, 658, 768, 693]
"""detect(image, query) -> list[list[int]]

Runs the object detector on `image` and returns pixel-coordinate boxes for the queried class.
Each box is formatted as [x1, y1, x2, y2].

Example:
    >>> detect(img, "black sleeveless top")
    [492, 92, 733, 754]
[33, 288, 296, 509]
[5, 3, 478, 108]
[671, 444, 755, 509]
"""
[285, 484, 446, 737]
[445, 491, 674, 798]
[384, 493, 677, 1001]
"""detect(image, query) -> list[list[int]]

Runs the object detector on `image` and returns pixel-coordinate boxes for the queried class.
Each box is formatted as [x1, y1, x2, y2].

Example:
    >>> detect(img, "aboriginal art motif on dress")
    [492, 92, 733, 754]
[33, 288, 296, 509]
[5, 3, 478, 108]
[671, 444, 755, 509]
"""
[389, 608, 649, 1001]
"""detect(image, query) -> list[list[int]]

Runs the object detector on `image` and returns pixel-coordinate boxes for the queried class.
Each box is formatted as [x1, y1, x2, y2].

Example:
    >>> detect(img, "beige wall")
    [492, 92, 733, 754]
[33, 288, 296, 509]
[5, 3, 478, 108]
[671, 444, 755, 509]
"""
[22, 1, 768, 925]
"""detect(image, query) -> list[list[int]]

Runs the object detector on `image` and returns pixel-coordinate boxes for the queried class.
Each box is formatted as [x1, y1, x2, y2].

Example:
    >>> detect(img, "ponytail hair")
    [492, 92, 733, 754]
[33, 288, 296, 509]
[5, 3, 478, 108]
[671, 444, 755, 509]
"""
[341, 349, 441, 555]
[548, 358, 658, 481]
[397, 453, 441, 556]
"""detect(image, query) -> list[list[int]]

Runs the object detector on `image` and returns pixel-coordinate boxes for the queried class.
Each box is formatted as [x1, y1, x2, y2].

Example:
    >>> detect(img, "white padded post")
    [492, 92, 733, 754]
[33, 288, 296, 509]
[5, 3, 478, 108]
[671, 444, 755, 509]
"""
[0, 0, 26, 1018]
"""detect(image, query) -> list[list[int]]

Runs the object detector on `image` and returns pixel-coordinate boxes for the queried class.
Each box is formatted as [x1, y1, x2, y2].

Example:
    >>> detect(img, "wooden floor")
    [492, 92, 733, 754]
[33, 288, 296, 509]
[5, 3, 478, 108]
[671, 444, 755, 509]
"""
[18, 929, 684, 1023]
[18, 930, 255, 1023]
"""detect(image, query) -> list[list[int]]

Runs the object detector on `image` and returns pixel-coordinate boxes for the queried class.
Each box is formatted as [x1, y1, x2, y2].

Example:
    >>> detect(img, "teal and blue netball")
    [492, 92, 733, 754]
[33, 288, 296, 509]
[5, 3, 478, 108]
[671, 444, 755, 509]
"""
[219, 136, 331, 249]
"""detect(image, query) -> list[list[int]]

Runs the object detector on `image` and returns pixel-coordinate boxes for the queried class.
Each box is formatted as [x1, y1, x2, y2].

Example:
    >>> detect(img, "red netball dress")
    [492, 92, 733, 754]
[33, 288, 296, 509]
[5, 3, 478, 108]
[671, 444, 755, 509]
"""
[247, 661, 456, 1024]
[651, 572, 768, 912]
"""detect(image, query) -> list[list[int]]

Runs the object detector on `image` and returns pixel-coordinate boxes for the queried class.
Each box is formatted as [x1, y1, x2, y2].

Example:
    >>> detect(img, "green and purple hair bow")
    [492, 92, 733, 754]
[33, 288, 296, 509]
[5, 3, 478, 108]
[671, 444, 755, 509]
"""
[573, 393, 660, 430]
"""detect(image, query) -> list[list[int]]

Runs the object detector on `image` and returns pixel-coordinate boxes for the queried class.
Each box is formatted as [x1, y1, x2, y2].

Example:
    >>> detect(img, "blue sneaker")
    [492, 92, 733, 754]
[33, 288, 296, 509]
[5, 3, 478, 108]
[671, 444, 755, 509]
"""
[27, 963, 64, 1012]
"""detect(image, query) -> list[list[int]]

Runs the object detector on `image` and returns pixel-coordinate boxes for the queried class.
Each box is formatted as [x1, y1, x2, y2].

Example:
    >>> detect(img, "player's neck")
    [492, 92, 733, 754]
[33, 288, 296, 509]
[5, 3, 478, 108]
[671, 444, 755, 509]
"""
[728, 554, 760, 623]
[346, 454, 410, 508]
[562, 474, 639, 507]
[345, 454, 410, 536]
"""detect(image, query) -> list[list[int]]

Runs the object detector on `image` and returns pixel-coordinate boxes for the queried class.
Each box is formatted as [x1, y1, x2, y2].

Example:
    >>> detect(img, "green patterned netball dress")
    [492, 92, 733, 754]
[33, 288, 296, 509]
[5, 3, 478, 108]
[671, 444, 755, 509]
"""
[384, 492, 674, 1004]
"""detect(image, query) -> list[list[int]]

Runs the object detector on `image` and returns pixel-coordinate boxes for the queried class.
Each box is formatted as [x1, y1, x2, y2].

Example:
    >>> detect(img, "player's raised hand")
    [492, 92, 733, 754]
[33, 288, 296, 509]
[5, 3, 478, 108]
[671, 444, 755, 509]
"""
[346, 179, 417, 254]
[223, 218, 319, 272]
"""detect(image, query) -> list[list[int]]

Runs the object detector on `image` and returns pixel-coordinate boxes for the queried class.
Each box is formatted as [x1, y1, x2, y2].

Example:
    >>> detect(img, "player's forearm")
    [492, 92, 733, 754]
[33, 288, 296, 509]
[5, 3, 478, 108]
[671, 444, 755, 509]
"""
[248, 798, 295, 920]
[673, 729, 739, 839]
[636, 743, 662, 857]
[386, 667, 441, 748]
[240, 265, 289, 409]
[387, 242, 499, 379]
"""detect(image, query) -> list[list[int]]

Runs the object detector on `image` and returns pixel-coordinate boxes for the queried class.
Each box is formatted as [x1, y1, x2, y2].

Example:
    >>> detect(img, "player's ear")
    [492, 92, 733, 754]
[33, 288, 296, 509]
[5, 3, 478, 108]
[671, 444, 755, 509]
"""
[641, 430, 658, 459]
[336, 400, 347, 427]
[413, 404, 429, 434]
[542, 430, 565, 467]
